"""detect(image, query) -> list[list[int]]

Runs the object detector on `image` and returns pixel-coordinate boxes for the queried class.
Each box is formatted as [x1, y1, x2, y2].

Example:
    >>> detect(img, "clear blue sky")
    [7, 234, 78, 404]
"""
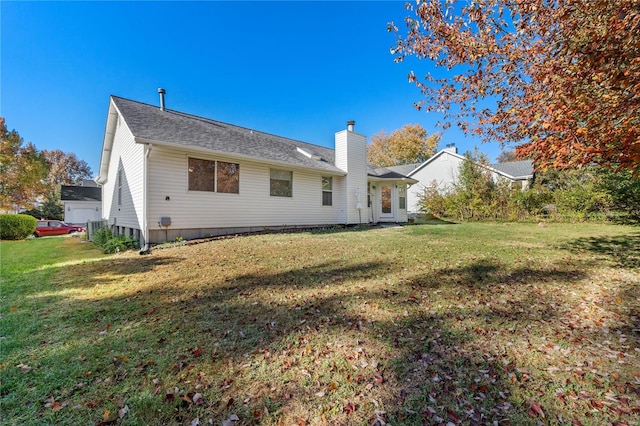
[2, 1, 498, 178]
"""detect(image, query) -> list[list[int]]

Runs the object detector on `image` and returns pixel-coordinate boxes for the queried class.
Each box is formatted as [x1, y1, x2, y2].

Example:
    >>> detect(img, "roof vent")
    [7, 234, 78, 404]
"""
[158, 88, 166, 111]
[347, 120, 355, 132]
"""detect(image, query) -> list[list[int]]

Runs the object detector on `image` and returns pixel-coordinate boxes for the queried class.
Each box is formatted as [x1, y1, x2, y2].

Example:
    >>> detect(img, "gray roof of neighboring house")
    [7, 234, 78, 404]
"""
[386, 163, 422, 176]
[490, 160, 534, 179]
[61, 185, 102, 202]
[111, 96, 344, 174]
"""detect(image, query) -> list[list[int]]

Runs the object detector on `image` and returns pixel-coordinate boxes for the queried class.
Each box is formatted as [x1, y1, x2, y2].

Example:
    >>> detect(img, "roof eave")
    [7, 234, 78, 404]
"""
[135, 137, 347, 176]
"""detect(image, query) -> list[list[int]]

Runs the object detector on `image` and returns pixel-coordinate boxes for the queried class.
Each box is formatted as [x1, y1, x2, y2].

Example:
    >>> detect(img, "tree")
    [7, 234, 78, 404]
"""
[496, 150, 517, 163]
[0, 118, 48, 211]
[42, 149, 92, 191]
[367, 123, 441, 167]
[391, 0, 640, 173]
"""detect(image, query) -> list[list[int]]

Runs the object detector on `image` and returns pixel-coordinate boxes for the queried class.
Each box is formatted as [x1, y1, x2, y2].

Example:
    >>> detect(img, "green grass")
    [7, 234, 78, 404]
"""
[1, 223, 639, 425]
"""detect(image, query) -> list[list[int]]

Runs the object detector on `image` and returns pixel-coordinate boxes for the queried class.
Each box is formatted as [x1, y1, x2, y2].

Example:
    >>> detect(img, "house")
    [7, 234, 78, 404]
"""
[388, 145, 534, 215]
[60, 182, 102, 225]
[96, 92, 416, 246]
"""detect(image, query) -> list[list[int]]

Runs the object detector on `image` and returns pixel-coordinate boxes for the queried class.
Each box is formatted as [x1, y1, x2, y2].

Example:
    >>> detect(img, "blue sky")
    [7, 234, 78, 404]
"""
[2, 1, 498, 177]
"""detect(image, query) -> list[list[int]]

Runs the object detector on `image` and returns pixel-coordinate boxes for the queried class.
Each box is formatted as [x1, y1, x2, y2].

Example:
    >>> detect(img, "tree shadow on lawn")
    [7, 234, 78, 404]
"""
[561, 233, 640, 269]
[14, 251, 630, 425]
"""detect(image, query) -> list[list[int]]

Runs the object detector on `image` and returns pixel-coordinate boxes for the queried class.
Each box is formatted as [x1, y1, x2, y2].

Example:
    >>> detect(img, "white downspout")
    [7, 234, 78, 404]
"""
[140, 143, 152, 254]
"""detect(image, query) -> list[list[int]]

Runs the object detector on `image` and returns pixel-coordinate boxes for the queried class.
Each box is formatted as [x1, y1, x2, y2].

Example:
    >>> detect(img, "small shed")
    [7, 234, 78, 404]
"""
[61, 183, 102, 226]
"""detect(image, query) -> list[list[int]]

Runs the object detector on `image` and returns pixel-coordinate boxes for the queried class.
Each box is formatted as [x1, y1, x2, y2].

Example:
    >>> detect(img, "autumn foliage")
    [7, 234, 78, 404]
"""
[391, 0, 640, 172]
[367, 123, 441, 167]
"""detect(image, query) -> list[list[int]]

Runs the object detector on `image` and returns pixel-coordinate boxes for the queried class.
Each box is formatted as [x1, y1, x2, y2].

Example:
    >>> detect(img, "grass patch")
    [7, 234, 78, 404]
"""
[1, 224, 639, 425]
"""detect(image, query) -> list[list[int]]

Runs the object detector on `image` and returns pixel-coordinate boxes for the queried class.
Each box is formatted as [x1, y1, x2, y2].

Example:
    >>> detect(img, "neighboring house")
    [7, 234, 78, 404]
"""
[388, 145, 534, 215]
[60, 183, 102, 225]
[96, 93, 416, 246]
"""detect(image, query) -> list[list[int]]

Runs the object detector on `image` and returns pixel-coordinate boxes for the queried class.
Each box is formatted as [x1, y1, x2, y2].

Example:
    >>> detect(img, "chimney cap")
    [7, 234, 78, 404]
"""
[158, 88, 166, 94]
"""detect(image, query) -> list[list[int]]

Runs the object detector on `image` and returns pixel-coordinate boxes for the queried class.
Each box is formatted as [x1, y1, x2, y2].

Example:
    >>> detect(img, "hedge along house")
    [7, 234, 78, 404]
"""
[96, 91, 416, 247]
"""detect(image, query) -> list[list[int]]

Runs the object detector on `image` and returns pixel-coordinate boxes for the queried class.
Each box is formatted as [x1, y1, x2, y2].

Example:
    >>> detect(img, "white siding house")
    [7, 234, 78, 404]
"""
[96, 93, 416, 246]
[60, 184, 102, 226]
[388, 146, 534, 215]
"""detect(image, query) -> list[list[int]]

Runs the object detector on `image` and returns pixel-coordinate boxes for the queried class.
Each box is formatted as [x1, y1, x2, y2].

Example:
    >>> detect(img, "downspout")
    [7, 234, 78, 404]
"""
[139, 143, 152, 254]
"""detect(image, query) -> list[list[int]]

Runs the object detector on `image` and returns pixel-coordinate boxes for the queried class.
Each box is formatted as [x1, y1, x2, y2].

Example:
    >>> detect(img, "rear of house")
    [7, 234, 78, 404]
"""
[97, 93, 415, 246]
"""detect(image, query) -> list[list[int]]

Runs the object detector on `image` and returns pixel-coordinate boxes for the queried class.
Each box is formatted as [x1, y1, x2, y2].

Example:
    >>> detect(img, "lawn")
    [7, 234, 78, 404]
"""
[1, 223, 638, 426]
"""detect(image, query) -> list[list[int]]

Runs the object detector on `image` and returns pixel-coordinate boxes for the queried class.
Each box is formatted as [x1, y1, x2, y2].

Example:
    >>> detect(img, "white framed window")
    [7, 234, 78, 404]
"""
[117, 168, 123, 205]
[188, 158, 239, 193]
[322, 176, 332, 206]
[399, 185, 406, 210]
[270, 169, 292, 197]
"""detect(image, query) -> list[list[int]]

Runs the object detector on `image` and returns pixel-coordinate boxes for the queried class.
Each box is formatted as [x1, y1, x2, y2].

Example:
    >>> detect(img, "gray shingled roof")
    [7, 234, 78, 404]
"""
[61, 185, 102, 202]
[490, 160, 534, 179]
[368, 165, 416, 180]
[112, 96, 344, 174]
[386, 163, 421, 177]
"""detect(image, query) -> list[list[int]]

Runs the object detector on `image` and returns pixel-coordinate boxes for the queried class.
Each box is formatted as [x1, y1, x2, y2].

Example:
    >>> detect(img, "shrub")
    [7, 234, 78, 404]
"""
[92, 227, 139, 254]
[0, 214, 38, 240]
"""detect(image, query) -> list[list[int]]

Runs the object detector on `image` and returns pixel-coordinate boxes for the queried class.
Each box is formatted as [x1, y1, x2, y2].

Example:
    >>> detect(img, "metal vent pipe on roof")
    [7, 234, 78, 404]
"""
[347, 120, 355, 132]
[158, 88, 166, 111]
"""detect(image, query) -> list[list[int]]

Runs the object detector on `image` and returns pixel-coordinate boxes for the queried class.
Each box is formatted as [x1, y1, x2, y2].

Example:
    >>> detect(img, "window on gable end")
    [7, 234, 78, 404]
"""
[117, 168, 123, 205]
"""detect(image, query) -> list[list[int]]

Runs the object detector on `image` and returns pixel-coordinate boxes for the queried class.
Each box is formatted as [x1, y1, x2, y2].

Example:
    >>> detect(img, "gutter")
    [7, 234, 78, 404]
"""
[139, 143, 152, 254]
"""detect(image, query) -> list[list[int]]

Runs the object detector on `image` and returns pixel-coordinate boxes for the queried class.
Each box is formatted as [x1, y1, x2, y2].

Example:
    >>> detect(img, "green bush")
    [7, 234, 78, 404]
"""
[92, 227, 138, 253]
[0, 214, 38, 240]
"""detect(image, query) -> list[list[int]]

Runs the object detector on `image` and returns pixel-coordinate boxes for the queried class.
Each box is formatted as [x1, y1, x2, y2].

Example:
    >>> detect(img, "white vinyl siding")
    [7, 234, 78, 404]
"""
[406, 152, 465, 214]
[146, 146, 345, 237]
[335, 130, 367, 224]
[101, 118, 145, 230]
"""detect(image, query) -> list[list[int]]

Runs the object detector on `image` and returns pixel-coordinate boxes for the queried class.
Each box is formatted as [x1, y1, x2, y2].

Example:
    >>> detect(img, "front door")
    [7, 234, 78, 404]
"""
[380, 184, 394, 218]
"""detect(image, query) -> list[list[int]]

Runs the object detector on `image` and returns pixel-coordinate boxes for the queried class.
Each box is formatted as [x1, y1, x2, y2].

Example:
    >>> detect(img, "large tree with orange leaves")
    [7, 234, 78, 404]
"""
[390, 0, 640, 173]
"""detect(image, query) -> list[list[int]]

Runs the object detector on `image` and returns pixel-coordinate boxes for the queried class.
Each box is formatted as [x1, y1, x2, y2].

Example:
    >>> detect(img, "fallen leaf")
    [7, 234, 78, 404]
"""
[193, 393, 203, 405]
[221, 414, 239, 426]
[528, 402, 545, 418]
[447, 410, 460, 422]
[253, 409, 263, 420]
[345, 402, 355, 415]
[17, 363, 32, 373]
[102, 410, 111, 420]
[191, 418, 200, 426]
[118, 405, 129, 418]
[373, 373, 384, 384]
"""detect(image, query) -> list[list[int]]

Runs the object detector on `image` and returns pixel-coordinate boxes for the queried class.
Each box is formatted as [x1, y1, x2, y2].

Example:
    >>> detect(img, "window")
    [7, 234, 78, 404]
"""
[189, 158, 215, 192]
[322, 176, 332, 206]
[270, 169, 292, 197]
[188, 158, 239, 193]
[216, 161, 240, 194]
[367, 183, 372, 208]
[399, 185, 406, 210]
[117, 168, 123, 205]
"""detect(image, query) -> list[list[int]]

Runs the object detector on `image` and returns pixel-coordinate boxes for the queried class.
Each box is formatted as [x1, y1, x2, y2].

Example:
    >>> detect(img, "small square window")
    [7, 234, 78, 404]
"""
[270, 169, 292, 197]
